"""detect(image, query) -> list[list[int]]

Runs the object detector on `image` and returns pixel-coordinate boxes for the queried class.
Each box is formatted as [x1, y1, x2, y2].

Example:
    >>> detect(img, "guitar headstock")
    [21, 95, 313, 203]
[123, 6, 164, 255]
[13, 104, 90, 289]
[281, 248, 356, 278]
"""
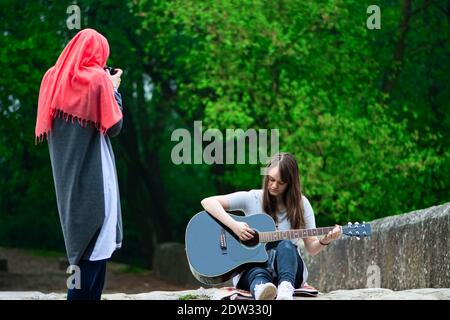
[342, 222, 371, 239]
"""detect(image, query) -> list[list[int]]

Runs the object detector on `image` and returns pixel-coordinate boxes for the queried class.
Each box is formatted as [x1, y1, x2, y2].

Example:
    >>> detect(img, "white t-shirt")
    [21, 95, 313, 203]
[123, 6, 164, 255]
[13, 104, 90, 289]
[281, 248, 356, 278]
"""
[89, 134, 122, 260]
[226, 189, 316, 286]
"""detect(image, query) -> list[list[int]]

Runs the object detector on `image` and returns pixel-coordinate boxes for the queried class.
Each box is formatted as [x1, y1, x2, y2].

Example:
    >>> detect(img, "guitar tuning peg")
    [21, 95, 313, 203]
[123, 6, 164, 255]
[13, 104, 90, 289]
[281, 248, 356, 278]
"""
[356, 237, 361, 240]
[355, 222, 360, 225]
[347, 222, 353, 226]
[363, 221, 366, 224]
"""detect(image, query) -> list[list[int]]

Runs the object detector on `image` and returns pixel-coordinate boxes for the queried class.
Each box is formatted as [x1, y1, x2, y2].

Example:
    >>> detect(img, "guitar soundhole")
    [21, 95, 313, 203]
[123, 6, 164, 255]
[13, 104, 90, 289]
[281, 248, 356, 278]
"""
[242, 231, 259, 247]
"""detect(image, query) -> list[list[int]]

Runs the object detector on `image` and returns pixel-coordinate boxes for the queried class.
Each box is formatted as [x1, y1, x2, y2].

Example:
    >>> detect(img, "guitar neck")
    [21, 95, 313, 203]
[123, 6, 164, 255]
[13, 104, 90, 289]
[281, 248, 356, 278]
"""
[259, 226, 337, 243]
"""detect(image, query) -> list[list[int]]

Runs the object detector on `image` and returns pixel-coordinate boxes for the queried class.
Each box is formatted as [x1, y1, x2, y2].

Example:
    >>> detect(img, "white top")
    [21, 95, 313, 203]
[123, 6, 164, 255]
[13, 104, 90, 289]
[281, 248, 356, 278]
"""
[89, 134, 121, 260]
[226, 189, 316, 286]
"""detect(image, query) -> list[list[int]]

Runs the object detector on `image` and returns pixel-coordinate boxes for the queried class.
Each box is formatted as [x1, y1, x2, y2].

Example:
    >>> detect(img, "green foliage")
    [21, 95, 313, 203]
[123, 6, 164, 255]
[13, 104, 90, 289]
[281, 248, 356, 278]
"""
[134, 0, 450, 226]
[179, 294, 199, 300]
[0, 0, 67, 252]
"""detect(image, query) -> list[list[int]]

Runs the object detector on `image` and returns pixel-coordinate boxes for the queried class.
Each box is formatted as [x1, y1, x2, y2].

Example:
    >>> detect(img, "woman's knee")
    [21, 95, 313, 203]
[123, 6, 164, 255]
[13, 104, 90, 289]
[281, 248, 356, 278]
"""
[247, 266, 272, 279]
[276, 240, 296, 252]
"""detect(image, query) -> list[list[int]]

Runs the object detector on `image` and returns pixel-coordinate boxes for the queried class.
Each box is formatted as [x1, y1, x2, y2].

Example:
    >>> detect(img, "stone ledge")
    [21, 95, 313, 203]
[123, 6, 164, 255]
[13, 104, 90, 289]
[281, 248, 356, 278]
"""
[300, 202, 450, 291]
[1, 288, 449, 300]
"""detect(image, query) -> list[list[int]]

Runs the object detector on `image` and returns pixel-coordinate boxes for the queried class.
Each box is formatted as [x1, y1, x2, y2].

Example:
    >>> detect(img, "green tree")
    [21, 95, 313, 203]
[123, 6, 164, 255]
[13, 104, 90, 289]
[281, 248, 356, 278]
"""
[0, 0, 448, 268]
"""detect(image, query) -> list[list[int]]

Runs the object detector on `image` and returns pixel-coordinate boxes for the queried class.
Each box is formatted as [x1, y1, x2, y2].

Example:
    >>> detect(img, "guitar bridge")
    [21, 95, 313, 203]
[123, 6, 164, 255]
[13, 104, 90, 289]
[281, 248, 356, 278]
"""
[220, 229, 227, 254]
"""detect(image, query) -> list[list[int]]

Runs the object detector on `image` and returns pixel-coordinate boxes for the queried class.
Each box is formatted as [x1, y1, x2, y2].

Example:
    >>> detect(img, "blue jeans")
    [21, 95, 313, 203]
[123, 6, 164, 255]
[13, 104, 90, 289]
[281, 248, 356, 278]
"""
[67, 259, 107, 300]
[237, 240, 304, 297]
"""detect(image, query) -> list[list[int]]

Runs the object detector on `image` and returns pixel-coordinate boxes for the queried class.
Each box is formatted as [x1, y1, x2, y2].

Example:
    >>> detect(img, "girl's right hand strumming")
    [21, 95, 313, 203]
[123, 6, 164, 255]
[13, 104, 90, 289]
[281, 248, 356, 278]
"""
[232, 221, 255, 241]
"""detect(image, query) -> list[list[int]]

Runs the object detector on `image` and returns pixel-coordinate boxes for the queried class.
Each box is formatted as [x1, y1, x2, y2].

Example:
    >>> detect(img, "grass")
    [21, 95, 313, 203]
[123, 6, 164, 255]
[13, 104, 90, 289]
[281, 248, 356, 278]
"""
[179, 294, 199, 300]
[118, 264, 149, 274]
[7, 247, 150, 274]
[106, 261, 150, 274]
[24, 248, 65, 258]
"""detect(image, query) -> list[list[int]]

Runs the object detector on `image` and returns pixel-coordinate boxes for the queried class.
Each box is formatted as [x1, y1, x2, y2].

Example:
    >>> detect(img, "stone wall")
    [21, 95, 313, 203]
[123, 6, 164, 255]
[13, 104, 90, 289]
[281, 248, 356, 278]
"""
[152, 242, 200, 287]
[299, 202, 450, 292]
[152, 242, 233, 287]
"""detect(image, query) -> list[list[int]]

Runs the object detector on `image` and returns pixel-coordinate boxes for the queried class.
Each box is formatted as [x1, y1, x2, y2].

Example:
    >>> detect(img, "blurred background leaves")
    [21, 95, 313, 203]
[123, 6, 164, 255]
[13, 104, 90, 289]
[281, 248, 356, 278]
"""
[0, 0, 448, 268]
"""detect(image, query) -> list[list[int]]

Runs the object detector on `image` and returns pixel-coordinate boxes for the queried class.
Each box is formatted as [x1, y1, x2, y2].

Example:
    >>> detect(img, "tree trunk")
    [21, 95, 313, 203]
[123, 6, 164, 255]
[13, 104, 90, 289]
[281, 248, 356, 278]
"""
[118, 76, 173, 266]
[381, 0, 413, 94]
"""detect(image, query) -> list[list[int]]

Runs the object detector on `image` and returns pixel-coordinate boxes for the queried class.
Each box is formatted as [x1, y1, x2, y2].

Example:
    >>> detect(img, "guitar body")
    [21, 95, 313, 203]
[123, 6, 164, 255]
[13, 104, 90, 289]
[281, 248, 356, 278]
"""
[185, 211, 276, 285]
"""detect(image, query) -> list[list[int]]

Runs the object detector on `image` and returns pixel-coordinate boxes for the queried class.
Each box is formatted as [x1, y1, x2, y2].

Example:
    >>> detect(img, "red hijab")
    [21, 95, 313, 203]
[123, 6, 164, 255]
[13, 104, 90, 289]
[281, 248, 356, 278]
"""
[35, 28, 122, 141]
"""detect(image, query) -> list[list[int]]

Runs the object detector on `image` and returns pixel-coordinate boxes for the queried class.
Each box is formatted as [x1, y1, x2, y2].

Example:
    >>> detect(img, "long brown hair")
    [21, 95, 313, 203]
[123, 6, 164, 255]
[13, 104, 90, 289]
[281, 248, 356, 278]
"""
[262, 153, 305, 229]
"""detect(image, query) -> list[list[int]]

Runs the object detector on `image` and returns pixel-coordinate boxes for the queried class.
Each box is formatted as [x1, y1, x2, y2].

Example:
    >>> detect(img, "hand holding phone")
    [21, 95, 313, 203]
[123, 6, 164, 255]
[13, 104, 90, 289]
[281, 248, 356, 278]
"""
[105, 67, 123, 89]
[104, 66, 118, 75]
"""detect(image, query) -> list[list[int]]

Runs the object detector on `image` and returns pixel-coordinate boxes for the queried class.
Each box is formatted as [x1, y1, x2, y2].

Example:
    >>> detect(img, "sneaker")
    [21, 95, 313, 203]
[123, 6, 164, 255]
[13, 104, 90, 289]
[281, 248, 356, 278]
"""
[276, 281, 294, 300]
[254, 282, 277, 300]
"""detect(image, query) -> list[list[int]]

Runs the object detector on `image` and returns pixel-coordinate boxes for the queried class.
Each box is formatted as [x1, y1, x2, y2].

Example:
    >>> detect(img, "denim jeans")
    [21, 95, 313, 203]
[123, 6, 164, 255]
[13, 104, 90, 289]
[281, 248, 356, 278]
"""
[237, 240, 304, 297]
[67, 259, 107, 300]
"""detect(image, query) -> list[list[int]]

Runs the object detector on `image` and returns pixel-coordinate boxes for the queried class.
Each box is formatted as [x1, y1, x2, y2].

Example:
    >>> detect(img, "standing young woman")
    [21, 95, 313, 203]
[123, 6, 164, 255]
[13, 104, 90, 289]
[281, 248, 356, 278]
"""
[201, 153, 341, 300]
[35, 29, 124, 300]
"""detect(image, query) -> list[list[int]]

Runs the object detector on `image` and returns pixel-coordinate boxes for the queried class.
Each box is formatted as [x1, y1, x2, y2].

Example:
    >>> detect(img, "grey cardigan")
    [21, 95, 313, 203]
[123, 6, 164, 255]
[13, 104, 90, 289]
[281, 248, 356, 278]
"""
[48, 92, 123, 265]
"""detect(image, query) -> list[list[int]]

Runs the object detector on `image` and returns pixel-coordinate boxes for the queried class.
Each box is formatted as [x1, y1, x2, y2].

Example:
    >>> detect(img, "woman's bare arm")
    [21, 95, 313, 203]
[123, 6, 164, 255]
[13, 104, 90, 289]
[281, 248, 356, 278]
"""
[303, 225, 341, 255]
[201, 196, 255, 240]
